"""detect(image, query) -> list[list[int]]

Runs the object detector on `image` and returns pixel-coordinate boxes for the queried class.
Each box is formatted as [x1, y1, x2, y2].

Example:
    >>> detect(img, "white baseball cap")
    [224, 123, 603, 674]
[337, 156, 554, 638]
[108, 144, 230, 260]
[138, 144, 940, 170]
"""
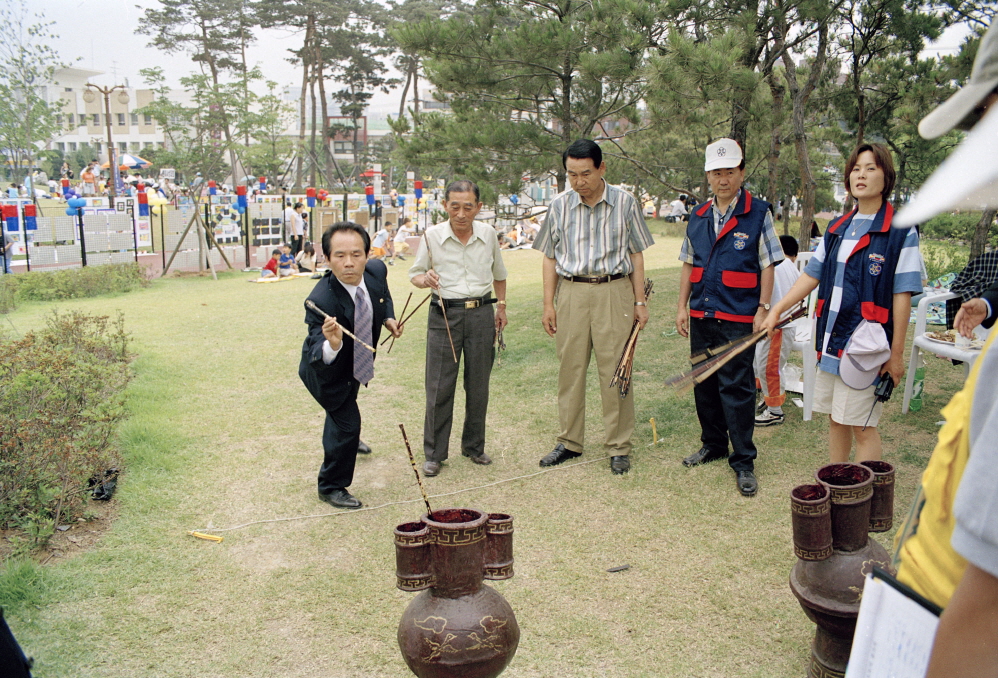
[839, 321, 891, 390]
[919, 24, 998, 140]
[704, 138, 743, 172]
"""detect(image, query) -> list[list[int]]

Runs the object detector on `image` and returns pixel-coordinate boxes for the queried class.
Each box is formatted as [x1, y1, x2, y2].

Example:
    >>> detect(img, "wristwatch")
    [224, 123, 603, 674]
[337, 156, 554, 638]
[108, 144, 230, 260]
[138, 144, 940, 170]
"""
[634, 302, 647, 307]
[497, 300, 507, 307]
[758, 303, 771, 311]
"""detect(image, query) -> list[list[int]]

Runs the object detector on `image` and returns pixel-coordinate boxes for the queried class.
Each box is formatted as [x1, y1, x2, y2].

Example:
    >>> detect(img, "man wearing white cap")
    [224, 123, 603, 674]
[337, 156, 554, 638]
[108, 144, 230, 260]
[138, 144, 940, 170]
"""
[886, 23, 998, 678]
[676, 138, 783, 496]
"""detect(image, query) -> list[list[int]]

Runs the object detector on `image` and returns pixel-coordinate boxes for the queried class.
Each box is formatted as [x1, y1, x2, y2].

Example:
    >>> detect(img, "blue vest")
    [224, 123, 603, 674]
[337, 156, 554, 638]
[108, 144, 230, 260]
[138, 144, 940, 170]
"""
[687, 190, 771, 323]
[813, 202, 908, 359]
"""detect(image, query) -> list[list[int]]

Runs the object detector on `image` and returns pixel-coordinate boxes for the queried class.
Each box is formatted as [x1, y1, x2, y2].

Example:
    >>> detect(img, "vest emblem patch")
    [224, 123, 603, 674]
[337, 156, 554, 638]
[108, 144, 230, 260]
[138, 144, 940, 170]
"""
[733, 232, 749, 250]
[869, 252, 884, 276]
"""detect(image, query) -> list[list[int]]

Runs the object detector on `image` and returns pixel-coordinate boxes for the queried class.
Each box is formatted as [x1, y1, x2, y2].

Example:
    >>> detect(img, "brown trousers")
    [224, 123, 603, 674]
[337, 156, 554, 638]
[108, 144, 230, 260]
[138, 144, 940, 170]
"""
[555, 277, 635, 455]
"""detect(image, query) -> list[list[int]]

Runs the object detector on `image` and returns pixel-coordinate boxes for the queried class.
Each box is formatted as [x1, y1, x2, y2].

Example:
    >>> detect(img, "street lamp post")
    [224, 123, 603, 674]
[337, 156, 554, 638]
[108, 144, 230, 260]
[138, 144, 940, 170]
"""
[82, 84, 129, 202]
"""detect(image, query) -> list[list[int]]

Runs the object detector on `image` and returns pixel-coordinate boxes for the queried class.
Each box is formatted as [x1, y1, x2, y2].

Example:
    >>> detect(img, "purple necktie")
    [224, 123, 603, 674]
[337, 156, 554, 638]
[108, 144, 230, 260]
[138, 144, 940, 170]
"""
[353, 287, 374, 385]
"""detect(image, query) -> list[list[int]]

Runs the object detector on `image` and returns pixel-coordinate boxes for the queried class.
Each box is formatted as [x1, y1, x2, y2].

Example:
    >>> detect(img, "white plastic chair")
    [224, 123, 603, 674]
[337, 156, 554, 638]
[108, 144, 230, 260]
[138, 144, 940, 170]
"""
[901, 291, 991, 414]
[786, 252, 818, 421]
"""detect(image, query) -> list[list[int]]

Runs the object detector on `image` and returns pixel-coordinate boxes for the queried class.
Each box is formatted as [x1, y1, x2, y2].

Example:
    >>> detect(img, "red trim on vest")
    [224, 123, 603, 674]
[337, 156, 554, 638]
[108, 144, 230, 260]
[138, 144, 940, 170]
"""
[689, 266, 704, 283]
[861, 302, 890, 324]
[849, 234, 871, 260]
[714, 310, 756, 323]
[828, 209, 856, 234]
[696, 200, 713, 217]
[877, 202, 894, 232]
[815, 298, 825, 317]
[717, 215, 739, 242]
[742, 191, 752, 214]
[688, 309, 755, 323]
[721, 270, 758, 288]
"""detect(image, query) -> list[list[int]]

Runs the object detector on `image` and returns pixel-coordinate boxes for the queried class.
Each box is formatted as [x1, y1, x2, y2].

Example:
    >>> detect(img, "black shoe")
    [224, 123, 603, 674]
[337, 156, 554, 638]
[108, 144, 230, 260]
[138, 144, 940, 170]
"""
[682, 447, 728, 467]
[358, 440, 372, 455]
[423, 461, 441, 476]
[736, 470, 758, 497]
[539, 444, 581, 467]
[468, 452, 492, 465]
[610, 455, 630, 475]
[318, 489, 362, 509]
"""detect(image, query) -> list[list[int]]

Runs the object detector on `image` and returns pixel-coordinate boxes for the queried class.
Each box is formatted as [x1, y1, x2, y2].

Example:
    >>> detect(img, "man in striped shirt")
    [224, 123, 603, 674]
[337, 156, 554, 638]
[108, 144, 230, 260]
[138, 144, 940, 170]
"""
[533, 139, 655, 475]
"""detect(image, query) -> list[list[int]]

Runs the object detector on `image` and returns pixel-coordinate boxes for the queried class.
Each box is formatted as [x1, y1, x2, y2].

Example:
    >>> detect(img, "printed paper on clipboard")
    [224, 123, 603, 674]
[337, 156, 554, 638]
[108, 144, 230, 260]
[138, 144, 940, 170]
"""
[846, 567, 942, 678]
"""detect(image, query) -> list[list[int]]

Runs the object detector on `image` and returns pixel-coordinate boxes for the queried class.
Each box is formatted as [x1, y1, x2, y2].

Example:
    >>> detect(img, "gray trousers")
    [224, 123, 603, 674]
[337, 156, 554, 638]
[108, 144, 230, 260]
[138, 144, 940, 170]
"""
[423, 302, 495, 461]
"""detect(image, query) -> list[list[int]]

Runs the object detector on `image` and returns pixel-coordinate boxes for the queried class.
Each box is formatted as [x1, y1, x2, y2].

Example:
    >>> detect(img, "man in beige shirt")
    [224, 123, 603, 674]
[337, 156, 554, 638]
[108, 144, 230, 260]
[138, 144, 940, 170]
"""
[410, 180, 508, 477]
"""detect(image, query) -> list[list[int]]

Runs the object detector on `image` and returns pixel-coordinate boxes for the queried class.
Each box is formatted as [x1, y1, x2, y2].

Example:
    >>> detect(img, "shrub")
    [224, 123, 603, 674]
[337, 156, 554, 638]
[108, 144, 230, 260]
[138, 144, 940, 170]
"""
[920, 212, 982, 242]
[0, 262, 149, 313]
[0, 311, 132, 550]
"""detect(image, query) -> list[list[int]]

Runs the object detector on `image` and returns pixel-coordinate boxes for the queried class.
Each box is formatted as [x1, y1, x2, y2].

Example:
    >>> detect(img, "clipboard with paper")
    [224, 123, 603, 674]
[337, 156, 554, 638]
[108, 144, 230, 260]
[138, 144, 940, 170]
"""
[846, 567, 942, 678]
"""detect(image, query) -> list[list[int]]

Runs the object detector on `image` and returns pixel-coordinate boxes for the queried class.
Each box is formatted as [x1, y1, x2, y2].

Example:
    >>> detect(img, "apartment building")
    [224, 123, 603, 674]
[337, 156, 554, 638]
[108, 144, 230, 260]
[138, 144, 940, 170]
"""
[41, 67, 167, 161]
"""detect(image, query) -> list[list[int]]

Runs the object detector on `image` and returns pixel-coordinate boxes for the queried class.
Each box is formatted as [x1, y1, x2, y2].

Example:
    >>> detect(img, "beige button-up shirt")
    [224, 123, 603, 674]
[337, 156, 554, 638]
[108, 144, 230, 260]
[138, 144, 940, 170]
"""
[408, 220, 507, 299]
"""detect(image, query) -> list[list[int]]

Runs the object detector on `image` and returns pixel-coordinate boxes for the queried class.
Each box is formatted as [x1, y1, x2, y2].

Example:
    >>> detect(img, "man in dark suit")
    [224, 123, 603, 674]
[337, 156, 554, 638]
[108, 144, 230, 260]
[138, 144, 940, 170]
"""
[299, 221, 402, 509]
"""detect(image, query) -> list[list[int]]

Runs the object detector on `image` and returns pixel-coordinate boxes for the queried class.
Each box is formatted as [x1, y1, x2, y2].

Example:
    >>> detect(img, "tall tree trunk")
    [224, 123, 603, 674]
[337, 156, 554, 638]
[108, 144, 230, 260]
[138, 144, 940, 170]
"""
[729, 1, 766, 152]
[766, 70, 785, 231]
[970, 209, 996, 261]
[309, 57, 318, 188]
[296, 15, 315, 191]
[779, 16, 829, 251]
[398, 60, 414, 120]
[317, 54, 334, 189]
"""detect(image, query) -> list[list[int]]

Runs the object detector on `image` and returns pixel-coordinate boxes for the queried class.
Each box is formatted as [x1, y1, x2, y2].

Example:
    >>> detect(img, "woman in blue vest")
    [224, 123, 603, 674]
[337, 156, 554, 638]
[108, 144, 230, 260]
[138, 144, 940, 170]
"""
[763, 143, 923, 462]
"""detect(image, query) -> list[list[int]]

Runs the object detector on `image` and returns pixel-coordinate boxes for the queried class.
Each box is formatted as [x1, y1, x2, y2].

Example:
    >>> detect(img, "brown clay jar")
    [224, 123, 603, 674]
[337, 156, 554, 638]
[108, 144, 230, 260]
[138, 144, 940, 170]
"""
[860, 460, 895, 533]
[484, 513, 514, 580]
[791, 484, 832, 561]
[397, 508, 519, 678]
[815, 463, 873, 552]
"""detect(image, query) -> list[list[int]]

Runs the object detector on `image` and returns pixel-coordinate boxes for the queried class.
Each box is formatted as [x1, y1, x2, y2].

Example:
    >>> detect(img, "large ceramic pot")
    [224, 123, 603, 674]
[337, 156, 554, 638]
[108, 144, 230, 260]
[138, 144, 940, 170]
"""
[396, 508, 519, 678]
[789, 463, 895, 678]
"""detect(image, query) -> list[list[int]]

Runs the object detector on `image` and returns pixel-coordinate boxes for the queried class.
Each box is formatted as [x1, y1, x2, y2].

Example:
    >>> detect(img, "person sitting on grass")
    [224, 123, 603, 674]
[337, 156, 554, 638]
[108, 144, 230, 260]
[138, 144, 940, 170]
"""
[279, 244, 298, 277]
[296, 242, 317, 273]
[261, 249, 281, 278]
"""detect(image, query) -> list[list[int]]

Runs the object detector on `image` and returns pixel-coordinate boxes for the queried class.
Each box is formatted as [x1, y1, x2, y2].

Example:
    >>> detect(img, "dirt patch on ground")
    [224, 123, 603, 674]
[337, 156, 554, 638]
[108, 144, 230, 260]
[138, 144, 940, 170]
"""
[1, 499, 119, 565]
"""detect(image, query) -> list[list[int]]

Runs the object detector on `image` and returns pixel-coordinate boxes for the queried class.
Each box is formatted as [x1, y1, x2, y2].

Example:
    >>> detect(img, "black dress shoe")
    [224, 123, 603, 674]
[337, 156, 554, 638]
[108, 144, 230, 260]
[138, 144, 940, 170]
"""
[682, 447, 728, 468]
[610, 455, 630, 475]
[539, 444, 582, 467]
[357, 441, 372, 455]
[318, 489, 362, 509]
[736, 470, 758, 496]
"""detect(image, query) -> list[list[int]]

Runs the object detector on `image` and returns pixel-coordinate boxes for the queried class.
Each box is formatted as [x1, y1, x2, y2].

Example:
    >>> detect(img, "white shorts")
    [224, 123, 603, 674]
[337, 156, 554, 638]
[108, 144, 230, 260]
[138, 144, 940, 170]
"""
[812, 368, 882, 427]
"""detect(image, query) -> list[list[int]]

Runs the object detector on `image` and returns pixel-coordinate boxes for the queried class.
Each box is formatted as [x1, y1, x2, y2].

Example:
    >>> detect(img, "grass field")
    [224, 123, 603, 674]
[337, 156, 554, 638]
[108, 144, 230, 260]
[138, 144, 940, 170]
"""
[1, 228, 969, 678]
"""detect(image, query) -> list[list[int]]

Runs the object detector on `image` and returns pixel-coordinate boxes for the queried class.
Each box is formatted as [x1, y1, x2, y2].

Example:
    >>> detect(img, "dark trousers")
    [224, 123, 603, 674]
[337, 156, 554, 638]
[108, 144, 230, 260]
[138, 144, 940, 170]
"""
[689, 317, 757, 472]
[318, 382, 361, 493]
[291, 235, 303, 256]
[424, 303, 495, 462]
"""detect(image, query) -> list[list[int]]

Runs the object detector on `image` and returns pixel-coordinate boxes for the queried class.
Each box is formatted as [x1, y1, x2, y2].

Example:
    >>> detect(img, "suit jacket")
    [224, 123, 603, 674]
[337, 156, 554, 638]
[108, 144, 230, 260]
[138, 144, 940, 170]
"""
[299, 259, 395, 412]
[985, 281, 998, 329]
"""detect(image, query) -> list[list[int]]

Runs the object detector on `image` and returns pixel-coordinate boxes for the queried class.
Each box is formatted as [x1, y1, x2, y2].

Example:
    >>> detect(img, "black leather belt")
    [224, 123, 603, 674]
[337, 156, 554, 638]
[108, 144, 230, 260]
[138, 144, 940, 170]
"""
[563, 273, 627, 284]
[432, 295, 497, 309]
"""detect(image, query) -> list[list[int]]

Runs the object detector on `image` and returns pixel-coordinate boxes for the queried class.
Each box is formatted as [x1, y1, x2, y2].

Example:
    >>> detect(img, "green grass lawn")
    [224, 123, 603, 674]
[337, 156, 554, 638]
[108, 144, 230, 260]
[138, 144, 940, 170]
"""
[1, 235, 969, 677]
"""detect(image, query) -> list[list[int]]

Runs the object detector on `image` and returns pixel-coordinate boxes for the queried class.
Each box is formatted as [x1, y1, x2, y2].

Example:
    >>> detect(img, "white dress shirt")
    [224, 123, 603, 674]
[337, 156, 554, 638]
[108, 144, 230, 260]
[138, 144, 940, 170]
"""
[321, 278, 371, 364]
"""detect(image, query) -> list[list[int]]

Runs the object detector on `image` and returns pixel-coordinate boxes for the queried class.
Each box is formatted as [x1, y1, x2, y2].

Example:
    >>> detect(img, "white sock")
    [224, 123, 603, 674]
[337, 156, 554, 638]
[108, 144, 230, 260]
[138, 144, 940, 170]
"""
[768, 407, 783, 416]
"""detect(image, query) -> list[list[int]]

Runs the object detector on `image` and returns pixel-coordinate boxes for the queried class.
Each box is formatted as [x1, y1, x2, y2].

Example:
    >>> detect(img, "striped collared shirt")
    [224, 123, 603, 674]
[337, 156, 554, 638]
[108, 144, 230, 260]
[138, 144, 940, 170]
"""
[408, 219, 507, 299]
[533, 181, 655, 277]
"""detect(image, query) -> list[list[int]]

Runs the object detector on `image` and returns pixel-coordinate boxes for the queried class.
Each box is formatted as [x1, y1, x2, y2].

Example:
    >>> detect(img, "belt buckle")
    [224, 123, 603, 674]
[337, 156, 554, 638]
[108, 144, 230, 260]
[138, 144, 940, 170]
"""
[465, 300, 478, 309]
[590, 276, 604, 284]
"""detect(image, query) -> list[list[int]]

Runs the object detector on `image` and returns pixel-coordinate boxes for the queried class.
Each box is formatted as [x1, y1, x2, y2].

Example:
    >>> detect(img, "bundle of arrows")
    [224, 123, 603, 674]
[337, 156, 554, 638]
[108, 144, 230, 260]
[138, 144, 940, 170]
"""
[609, 278, 655, 398]
[664, 304, 808, 395]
